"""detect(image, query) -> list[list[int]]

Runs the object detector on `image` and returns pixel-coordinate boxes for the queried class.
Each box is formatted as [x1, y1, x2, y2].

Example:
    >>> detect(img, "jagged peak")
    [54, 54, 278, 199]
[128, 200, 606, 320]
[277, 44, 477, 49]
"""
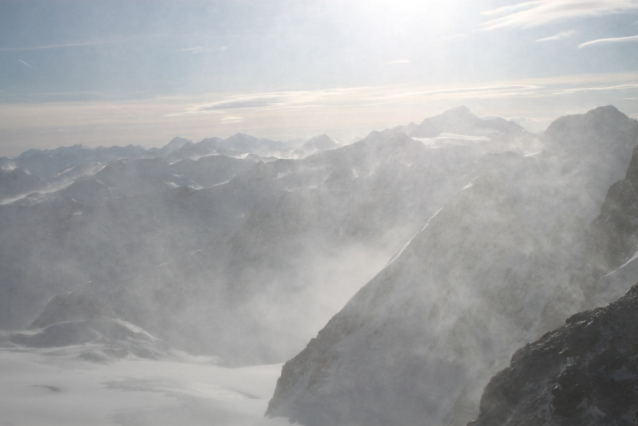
[421, 105, 481, 127]
[303, 134, 338, 147]
[165, 136, 191, 147]
[544, 105, 635, 141]
[308, 133, 333, 141]
[444, 105, 472, 114]
[588, 104, 621, 115]
[227, 132, 258, 140]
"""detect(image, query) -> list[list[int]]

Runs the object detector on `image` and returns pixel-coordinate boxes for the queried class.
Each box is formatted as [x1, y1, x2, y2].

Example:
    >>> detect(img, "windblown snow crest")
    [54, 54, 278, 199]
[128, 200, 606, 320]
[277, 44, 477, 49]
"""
[267, 106, 638, 426]
[0, 106, 534, 365]
[2, 105, 638, 426]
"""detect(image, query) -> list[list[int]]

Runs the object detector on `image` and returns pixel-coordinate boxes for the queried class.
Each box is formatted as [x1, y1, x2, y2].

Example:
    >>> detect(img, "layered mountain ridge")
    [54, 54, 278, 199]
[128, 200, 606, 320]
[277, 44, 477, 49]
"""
[7, 291, 169, 363]
[267, 106, 638, 426]
[3, 104, 636, 399]
[0, 106, 538, 366]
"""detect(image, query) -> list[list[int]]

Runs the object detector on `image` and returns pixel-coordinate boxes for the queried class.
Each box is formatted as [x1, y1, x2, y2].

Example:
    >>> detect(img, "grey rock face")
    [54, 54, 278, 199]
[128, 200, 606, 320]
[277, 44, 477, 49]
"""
[266, 175, 549, 426]
[470, 282, 638, 426]
[588, 143, 638, 275]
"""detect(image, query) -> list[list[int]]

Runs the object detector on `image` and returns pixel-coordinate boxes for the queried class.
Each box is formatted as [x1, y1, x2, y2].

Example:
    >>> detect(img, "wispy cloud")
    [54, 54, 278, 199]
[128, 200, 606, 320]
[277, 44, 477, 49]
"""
[165, 84, 546, 118]
[377, 84, 543, 102]
[156, 73, 638, 124]
[220, 116, 243, 124]
[181, 46, 213, 54]
[196, 96, 284, 112]
[482, 2, 542, 17]
[536, 30, 577, 42]
[436, 33, 471, 42]
[18, 59, 35, 70]
[180, 46, 227, 54]
[385, 60, 411, 65]
[4, 72, 638, 155]
[552, 83, 638, 95]
[579, 34, 638, 48]
[0, 40, 114, 51]
[482, 0, 638, 30]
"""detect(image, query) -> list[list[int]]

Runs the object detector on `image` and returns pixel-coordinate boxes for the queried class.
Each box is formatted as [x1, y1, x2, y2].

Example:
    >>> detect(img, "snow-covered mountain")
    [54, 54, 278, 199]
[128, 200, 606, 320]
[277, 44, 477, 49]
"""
[0, 167, 44, 200]
[400, 106, 525, 138]
[164, 133, 295, 162]
[5, 104, 638, 425]
[8, 291, 169, 362]
[0, 107, 536, 367]
[290, 134, 340, 159]
[266, 106, 638, 426]
[2, 144, 147, 178]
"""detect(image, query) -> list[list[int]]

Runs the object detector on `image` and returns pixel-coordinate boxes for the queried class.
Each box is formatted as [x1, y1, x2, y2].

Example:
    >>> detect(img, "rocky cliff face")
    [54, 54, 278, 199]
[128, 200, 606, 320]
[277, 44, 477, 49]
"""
[266, 107, 638, 426]
[470, 282, 638, 426]
[579, 142, 638, 307]
[267, 176, 548, 426]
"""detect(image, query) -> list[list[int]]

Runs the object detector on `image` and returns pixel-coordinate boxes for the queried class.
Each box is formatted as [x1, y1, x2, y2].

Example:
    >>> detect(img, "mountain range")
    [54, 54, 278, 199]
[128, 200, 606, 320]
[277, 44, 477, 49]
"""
[3, 105, 638, 425]
[266, 106, 638, 426]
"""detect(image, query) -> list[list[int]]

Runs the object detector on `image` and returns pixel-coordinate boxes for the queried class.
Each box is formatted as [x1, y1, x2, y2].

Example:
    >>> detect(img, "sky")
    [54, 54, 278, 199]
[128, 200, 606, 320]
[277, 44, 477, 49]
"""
[1, 0, 638, 156]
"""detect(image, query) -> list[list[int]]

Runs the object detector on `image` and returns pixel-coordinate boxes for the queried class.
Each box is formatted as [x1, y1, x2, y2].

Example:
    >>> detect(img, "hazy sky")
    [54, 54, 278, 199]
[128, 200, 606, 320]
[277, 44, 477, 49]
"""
[1, 0, 638, 155]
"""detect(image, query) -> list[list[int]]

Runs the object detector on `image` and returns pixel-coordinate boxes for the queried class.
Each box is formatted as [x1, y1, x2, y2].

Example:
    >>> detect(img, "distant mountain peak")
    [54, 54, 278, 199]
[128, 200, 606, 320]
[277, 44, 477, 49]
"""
[445, 105, 473, 114]
[435, 105, 479, 120]
[590, 104, 620, 114]
[166, 137, 191, 148]
[229, 132, 255, 140]
[544, 105, 637, 152]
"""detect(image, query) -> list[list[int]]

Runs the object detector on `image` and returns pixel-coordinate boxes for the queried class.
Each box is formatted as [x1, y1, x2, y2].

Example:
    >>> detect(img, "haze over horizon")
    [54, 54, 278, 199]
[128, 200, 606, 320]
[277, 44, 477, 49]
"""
[1, 0, 638, 156]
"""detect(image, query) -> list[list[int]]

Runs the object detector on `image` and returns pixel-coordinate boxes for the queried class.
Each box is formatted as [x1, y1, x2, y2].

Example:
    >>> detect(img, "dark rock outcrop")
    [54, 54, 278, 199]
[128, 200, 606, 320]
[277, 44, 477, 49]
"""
[470, 282, 638, 426]
[588, 143, 638, 276]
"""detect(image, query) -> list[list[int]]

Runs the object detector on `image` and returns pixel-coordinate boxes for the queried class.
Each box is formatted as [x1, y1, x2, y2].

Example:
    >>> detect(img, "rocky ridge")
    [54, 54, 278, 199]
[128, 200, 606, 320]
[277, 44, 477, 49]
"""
[470, 282, 638, 426]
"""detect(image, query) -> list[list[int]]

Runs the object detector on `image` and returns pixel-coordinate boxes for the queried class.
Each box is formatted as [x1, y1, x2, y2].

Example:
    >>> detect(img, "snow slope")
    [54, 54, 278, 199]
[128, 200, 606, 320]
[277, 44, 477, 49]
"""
[0, 345, 289, 426]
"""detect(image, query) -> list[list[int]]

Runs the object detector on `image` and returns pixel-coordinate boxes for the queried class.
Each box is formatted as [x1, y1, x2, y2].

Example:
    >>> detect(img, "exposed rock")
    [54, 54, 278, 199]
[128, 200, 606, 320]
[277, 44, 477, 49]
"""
[469, 282, 638, 426]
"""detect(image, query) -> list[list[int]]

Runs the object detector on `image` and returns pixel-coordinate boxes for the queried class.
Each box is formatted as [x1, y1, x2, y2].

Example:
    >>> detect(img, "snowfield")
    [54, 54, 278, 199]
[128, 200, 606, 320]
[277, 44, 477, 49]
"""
[0, 346, 290, 426]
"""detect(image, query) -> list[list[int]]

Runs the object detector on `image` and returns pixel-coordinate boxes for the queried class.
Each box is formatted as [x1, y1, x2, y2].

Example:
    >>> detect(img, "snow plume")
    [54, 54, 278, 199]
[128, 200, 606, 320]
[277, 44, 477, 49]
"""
[3, 106, 638, 426]
[266, 106, 638, 426]
[482, 0, 638, 30]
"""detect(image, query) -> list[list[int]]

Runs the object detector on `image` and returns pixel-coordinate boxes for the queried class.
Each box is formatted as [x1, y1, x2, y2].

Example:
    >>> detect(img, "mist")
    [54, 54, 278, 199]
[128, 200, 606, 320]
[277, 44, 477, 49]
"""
[3, 1, 638, 425]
